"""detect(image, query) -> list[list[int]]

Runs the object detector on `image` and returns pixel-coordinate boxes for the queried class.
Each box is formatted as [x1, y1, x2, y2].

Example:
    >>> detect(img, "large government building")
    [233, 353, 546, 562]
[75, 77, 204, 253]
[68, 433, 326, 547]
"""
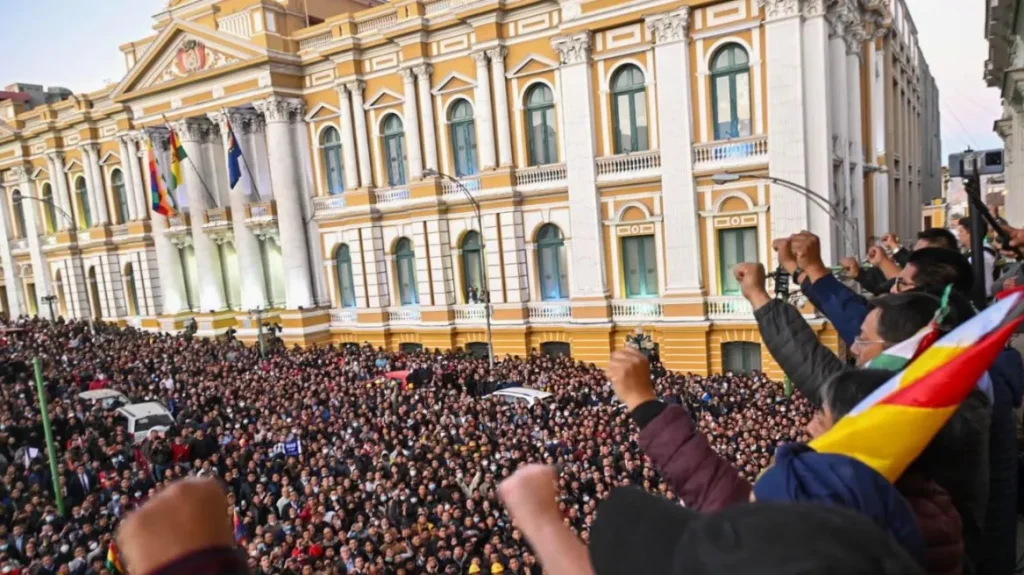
[0, 0, 937, 373]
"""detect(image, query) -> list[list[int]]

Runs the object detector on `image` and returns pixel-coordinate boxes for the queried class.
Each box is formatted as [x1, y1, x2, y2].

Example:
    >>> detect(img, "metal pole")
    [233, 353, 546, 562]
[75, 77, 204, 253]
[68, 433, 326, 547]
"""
[254, 308, 266, 358]
[33, 357, 65, 516]
[475, 206, 495, 370]
[965, 173, 988, 309]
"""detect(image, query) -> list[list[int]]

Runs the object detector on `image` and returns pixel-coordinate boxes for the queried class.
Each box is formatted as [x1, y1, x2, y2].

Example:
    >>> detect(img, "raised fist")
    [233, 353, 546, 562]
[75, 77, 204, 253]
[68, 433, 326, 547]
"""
[866, 246, 888, 266]
[733, 262, 768, 301]
[840, 257, 860, 278]
[605, 349, 655, 412]
[773, 238, 797, 274]
[789, 232, 827, 279]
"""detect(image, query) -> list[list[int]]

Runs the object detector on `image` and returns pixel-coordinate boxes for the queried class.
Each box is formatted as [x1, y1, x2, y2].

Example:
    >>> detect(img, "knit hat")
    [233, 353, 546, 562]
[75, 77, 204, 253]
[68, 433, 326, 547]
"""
[491, 563, 504, 574]
[753, 443, 925, 564]
[468, 565, 480, 575]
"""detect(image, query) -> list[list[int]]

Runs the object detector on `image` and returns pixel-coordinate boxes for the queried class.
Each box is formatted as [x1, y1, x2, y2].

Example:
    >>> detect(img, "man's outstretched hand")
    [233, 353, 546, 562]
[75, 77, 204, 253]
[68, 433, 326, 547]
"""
[734, 263, 772, 311]
[118, 479, 234, 575]
[606, 349, 656, 412]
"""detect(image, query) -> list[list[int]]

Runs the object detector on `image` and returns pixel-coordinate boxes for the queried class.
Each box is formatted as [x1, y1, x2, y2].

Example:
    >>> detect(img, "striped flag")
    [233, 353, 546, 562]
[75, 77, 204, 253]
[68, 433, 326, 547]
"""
[810, 292, 1024, 482]
[147, 139, 177, 216]
[167, 127, 188, 203]
[233, 508, 246, 543]
[225, 117, 244, 189]
[105, 540, 125, 574]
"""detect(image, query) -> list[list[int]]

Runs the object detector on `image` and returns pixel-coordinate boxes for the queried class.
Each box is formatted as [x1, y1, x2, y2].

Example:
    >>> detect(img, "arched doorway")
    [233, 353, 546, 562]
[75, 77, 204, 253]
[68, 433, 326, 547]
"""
[87, 267, 102, 320]
[540, 341, 570, 358]
[466, 342, 490, 359]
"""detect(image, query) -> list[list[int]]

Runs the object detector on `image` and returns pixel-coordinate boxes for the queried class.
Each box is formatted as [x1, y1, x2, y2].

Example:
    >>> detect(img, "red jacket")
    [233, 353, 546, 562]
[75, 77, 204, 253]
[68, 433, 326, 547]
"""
[638, 403, 965, 574]
[171, 443, 191, 464]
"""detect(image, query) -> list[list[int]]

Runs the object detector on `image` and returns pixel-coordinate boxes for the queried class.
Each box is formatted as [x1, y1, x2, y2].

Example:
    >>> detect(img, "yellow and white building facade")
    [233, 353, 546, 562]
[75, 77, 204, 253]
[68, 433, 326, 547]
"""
[0, 0, 936, 374]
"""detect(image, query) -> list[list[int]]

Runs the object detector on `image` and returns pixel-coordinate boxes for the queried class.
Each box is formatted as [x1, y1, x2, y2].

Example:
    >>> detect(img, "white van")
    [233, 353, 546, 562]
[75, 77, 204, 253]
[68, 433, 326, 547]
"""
[78, 389, 130, 409]
[486, 387, 554, 407]
[117, 402, 175, 444]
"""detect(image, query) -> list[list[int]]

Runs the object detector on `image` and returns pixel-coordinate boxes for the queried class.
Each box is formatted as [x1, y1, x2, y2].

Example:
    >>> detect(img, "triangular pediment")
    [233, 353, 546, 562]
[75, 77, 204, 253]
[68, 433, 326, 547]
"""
[113, 21, 264, 100]
[507, 55, 559, 79]
[63, 159, 84, 173]
[0, 120, 17, 138]
[30, 167, 48, 180]
[364, 89, 405, 110]
[98, 151, 121, 166]
[304, 103, 341, 122]
[432, 72, 476, 95]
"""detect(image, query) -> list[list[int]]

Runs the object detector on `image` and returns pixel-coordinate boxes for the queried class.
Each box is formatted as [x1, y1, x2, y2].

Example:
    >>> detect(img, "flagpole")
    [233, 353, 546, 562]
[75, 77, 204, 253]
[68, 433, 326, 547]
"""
[221, 108, 263, 200]
[162, 114, 219, 209]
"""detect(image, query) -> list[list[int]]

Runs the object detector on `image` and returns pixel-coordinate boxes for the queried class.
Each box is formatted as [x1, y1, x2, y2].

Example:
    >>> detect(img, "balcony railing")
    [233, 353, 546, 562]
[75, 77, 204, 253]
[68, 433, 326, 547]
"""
[706, 296, 754, 320]
[515, 164, 567, 190]
[204, 207, 232, 226]
[454, 304, 487, 322]
[356, 11, 398, 34]
[693, 135, 769, 168]
[528, 302, 571, 321]
[374, 188, 410, 204]
[168, 211, 191, 229]
[611, 299, 663, 321]
[441, 176, 481, 197]
[217, 11, 252, 38]
[313, 195, 347, 215]
[388, 307, 421, 323]
[111, 223, 130, 238]
[245, 201, 277, 221]
[298, 32, 333, 52]
[330, 308, 357, 326]
[596, 150, 661, 181]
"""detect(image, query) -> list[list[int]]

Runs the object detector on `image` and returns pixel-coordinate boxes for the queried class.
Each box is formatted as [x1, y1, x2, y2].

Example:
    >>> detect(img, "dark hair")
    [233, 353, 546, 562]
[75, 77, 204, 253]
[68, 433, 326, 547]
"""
[868, 292, 941, 345]
[958, 216, 988, 236]
[905, 248, 974, 294]
[820, 369, 895, 419]
[915, 228, 958, 251]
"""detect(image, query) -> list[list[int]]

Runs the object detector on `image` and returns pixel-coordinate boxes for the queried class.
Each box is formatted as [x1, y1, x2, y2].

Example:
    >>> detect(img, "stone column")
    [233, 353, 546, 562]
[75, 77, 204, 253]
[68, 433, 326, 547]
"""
[0, 178, 25, 316]
[414, 65, 439, 173]
[84, 144, 110, 225]
[472, 51, 497, 170]
[348, 81, 374, 188]
[79, 145, 104, 225]
[116, 137, 140, 221]
[125, 135, 149, 220]
[336, 84, 362, 189]
[171, 118, 227, 312]
[363, 224, 391, 308]
[846, 20, 867, 253]
[487, 47, 514, 167]
[828, 2, 850, 260]
[13, 166, 53, 317]
[209, 110, 269, 310]
[802, 0, 835, 264]
[399, 68, 425, 179]
[552, 32, 607, 298]
[254, 96, 315, 309]
[144, 132, 188, 314]
[44, 153, 72, 231]
[425, 219, 456, 305]
[499, 209, 529, 303]
[647, 8, 702, 293]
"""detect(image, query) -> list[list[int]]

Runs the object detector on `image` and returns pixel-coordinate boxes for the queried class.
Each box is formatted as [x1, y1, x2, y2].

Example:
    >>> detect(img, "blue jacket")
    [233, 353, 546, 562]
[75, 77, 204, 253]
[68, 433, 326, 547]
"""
[800, 274, 868, 346]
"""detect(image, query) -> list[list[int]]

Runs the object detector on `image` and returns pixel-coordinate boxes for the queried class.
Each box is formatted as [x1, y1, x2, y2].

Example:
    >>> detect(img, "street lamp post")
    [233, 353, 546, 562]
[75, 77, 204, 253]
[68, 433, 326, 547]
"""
[422, 169, 495, 370]
[33, 358, 65, 516]
[41, 294, 57, 321]
[710, 173, 860, 258]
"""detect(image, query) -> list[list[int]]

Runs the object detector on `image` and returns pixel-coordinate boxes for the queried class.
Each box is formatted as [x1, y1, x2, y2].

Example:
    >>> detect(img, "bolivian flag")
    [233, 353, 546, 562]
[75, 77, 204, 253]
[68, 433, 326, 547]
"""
[810, 292, 1024, 482]
[147, 139, 177, 217]
[106, 540, 124, 574]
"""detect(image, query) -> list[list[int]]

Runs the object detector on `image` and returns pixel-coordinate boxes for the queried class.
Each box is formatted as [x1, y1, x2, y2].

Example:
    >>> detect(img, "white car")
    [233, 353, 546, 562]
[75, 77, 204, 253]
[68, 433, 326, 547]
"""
[78, 389, 130, 409]
[486, 387, 554, 407]
[117, 402, 175, 444]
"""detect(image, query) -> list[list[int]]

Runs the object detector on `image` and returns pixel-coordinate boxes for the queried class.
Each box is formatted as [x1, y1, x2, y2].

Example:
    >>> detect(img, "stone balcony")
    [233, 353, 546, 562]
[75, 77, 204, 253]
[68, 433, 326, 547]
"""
[611, 299, 664, 322]
[692, 135, 769, 172]
[203, 207, 233, 233]
[595, 150, 661, 184]
[706, 296, 754, 321]
[514, 164, 567, 192]
[244, 201, 277, 232]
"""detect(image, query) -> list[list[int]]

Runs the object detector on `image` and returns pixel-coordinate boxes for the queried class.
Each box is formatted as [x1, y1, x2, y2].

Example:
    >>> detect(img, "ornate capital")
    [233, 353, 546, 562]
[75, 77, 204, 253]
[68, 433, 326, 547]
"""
[255, 97, 304, 124]
[471, 51, 489, 66]
[398, 67, 416, 83]
[169, 118, 214, 143]
[803, 0, 825, 18]
[552, 32, 591, 66]
[413, 64, 433, 79]
[759, 0, 800, 21]
[846, 20, 868, 54]
[44, 151, 64, 165]
[78, 142, 100, 157]
[645, 7, 690, 44]
[345, 80, 366, 96]
[485, 47, 508, 62]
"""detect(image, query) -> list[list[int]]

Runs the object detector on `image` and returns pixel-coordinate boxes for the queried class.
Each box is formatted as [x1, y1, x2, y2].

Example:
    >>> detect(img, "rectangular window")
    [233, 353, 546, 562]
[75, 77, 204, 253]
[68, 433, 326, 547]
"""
[722, 342, 762, 374]
[718, 227, 758, 295]
[621, 235, 657, 298]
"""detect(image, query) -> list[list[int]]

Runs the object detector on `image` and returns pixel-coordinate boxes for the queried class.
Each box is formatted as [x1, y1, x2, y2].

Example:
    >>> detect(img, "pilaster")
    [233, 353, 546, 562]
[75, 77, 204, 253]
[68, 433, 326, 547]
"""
[472, 51, 498, 171]
[399, 68, 425, 179]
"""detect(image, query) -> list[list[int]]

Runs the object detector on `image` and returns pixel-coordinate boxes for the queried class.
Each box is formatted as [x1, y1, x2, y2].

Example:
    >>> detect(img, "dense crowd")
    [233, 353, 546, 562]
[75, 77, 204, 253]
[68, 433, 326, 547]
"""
[0, 318, 814, 575]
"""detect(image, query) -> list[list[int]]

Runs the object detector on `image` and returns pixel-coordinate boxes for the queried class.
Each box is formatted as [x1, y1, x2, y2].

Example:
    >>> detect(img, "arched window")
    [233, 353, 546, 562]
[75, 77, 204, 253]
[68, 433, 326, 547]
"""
[124, 263, 140, 316]
[321, 127, 345, 195]
[525, 85, 557, 166]
[449, 100, 477, 177]
[710, 44, 752, 140]
[395, 238, 418, 305]
[11, 192, 26, 239]
[610, 65, 649, 153]
[461, 231, 484, 303]
[335, 244, 356, 308]
[110, 169, 130, 224]
[40, 184, 57, 233]
[382, 115, 407, 187]
[75, 176, 92, 228]
[536, 224, 569, 300]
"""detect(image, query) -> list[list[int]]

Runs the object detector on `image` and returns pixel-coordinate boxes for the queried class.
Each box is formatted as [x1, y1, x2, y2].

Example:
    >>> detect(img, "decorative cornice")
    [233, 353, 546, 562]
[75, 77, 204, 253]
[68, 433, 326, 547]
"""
[645, 7, 690, 44]
[552, 32, 591, 66]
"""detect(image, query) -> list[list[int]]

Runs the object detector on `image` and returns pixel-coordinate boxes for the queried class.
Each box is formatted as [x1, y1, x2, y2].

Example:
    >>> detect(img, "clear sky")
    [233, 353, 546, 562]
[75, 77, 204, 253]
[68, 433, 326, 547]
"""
[0, 0, 1006, 162]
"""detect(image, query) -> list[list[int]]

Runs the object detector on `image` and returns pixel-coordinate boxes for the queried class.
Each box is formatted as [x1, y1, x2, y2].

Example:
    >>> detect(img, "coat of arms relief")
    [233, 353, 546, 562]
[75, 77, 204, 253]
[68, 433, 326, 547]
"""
[154, 38, 240, 85]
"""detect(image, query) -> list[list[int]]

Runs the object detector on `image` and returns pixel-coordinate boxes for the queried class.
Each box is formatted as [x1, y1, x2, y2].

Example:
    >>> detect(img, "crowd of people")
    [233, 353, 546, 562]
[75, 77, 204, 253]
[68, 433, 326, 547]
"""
[0, 314, 814, 575]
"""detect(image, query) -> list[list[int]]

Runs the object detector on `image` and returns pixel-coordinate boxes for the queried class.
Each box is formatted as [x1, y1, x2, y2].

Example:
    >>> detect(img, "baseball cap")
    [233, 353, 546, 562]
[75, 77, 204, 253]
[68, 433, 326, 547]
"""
[589, 487, 923, 575]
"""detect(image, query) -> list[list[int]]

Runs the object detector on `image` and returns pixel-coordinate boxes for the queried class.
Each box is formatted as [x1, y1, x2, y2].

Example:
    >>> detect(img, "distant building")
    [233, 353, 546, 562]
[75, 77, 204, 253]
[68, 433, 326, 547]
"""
[985, 0, 1023, 224]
